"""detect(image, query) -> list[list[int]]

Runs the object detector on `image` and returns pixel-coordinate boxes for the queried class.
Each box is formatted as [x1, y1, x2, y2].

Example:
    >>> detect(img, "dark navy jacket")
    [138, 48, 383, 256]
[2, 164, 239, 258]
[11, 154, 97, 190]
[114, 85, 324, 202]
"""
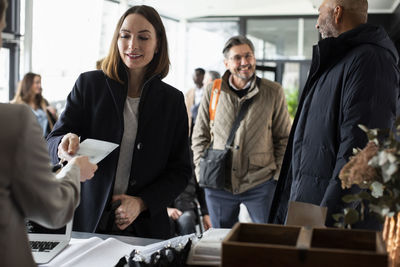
[47, 69, 191, 239]
[269, 24, 400, 228]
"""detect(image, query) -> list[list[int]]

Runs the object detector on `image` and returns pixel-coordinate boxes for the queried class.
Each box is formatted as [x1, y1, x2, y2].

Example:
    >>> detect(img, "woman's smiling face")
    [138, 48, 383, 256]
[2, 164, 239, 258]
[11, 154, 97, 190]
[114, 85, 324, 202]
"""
[117, 13, 158, 75]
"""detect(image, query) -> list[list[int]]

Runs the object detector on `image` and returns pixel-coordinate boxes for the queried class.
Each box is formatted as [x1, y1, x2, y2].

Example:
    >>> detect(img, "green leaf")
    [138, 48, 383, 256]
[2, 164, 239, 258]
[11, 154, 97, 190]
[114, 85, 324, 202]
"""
[334, 222, 345, 228]
[343, 208, 359, 225]
[385, 212, 396, 218]
[358, 190, 373, 201]
[342, 194, 361, 203]
[369, 204, 382, 215]
[381, 163, 393, 183]
[386, 162, 398, 177]
[394, 189, 400, 199]
[369, 204, 393, 218]
[380, 207, 393, 217]
[370, 181, 384, 198]
[388, 153, 397, 163]
[378, 151, 388, 166]
[332, 213, 344, 222]
[370, 129, 378, 136]
[368, 155, 379, 168]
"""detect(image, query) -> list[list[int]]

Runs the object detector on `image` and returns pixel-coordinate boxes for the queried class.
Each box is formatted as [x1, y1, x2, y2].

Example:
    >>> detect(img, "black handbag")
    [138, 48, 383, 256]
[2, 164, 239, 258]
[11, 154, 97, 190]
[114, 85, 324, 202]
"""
[199, 84, 253, 190]
[199, 147, 231, 189]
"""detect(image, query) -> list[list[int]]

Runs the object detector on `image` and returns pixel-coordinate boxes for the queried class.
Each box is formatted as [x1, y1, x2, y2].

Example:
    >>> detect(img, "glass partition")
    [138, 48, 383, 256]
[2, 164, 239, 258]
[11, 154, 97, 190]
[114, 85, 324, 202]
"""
[247, 18, 318, 60]
[247, 17, 318, 118]
[184, 20, 239, 92]
[248, 19, 299, 59]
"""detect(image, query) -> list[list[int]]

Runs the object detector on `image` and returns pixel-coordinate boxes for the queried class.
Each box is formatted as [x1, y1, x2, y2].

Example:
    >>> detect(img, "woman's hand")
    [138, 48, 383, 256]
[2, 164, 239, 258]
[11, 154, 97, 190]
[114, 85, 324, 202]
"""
[112, 194, 147, 230]
[58, 133, 79, 161]
[167, 207, 182, 220]
[68, 156, 98, 182]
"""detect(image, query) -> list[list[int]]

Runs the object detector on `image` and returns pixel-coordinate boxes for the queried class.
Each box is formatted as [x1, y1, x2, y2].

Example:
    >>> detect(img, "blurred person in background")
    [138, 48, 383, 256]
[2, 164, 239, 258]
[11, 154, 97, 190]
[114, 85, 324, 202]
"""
[11, 72, 58, 138]
[167, 176, 211, 236]
[185, 68, 205, 138]
[203, 70, 221, 87]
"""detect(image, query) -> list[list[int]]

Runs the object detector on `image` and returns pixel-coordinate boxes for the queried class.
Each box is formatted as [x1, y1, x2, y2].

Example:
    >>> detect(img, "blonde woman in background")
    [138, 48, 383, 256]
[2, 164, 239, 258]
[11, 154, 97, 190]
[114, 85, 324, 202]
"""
[11, 72, 57, 137]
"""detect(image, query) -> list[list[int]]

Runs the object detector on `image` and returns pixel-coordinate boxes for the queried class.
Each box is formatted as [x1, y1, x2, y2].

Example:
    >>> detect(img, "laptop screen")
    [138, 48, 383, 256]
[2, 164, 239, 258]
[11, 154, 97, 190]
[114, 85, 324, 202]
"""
[26, 220, 66, 235]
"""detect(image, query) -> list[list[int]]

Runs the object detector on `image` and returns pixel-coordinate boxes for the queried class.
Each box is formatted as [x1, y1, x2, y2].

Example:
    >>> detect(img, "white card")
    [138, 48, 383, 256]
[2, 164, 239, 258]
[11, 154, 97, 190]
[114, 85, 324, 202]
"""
[75, 139, 119, 164]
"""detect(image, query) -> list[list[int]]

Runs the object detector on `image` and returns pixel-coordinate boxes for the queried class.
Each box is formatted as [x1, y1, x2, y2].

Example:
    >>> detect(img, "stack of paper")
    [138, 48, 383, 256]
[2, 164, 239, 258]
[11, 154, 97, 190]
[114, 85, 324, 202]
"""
[40, 237, 143, 267]
[186, 228, 231, 266]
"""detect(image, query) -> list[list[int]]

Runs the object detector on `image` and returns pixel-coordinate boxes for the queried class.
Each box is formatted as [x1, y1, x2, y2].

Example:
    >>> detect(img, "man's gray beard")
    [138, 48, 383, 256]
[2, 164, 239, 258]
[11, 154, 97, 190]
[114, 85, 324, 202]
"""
[321, 25, 340, 38]
[321, 15, 340, 38]
[234, 65, 255, 81]
[234, 72, 253, 82]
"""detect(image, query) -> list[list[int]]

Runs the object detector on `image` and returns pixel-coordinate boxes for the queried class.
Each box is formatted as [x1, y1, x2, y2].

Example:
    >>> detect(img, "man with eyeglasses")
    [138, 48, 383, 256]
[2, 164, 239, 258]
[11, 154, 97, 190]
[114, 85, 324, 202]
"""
[191, 35, 291, 228]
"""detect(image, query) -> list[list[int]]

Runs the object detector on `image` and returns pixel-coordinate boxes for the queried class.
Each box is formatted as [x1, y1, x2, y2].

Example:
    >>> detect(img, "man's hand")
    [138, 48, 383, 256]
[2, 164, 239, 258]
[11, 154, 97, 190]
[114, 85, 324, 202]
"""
[58, 133, 79, 161]
[167, 207, 182, 220]
[112, 194, 147, 230]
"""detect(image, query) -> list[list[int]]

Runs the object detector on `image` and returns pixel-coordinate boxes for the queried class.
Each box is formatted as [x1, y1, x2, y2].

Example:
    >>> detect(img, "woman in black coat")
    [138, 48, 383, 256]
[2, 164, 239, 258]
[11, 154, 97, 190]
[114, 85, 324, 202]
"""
[47, 5, 191, 239]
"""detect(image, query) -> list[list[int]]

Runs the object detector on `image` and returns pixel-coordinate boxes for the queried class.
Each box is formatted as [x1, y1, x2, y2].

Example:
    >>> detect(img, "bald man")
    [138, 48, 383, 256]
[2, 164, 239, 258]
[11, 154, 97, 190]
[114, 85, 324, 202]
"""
[269, 0, 400, 229]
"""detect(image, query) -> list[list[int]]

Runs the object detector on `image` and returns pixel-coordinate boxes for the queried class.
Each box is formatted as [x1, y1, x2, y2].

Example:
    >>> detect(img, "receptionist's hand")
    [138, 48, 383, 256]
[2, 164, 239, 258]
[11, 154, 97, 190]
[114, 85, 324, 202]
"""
[68, 156, 98, 182]
[58, 133, 79, 161]
[112, 194, 147, 230]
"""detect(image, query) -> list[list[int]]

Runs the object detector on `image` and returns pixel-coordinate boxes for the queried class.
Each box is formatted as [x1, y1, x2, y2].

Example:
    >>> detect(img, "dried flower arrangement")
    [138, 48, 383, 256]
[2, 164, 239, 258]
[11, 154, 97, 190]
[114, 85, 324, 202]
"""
[334, 118, 400, 227]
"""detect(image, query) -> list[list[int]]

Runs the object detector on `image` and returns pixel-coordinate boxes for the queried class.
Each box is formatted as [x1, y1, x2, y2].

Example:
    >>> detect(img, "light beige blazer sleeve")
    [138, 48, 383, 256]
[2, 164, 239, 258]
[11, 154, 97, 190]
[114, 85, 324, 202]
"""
[9, 104, 80, 228]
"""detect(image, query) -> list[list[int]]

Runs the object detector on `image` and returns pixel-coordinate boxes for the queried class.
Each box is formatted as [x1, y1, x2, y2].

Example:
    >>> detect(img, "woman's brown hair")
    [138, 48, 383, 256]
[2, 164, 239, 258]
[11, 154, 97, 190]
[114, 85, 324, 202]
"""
[0, 0, 7, 21]
[101, 5, 170, 84]
[12, 72, 43, 106]
[12, 72, 56, 130]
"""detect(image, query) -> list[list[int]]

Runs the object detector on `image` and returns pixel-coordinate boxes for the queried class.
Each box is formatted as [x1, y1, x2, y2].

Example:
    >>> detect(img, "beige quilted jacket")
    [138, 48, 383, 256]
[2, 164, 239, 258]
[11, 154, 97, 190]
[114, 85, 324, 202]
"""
[192, 71, 291, 194]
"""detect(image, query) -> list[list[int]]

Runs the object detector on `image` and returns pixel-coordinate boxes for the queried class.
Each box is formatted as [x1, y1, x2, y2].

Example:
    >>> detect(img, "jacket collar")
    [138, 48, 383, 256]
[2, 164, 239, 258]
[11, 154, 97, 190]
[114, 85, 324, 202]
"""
[103, 64, 162, 123]
[222, 70, 260, 99]
[314, 23, 398, 74]
[117, 62, 161, 87]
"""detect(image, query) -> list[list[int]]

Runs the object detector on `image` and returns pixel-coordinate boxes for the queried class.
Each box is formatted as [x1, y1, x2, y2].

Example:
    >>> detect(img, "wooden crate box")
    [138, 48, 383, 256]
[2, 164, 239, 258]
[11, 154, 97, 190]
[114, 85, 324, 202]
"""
[222, 223, 387, 267]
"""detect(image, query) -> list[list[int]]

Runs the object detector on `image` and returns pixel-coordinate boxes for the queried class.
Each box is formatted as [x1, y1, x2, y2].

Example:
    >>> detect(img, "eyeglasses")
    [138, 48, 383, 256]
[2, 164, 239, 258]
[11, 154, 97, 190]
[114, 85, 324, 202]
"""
[228, 53, 254, 63]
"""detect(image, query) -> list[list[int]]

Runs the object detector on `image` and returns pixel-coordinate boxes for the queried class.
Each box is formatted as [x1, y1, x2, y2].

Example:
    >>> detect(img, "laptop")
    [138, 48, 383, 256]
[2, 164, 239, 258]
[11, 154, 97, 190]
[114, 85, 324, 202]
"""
[26, 219, 73, 264]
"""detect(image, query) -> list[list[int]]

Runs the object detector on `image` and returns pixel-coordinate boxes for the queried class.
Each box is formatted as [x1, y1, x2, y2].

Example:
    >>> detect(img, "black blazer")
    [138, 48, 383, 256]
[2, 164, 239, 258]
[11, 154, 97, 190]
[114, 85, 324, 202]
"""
[47, 69, 191, 239]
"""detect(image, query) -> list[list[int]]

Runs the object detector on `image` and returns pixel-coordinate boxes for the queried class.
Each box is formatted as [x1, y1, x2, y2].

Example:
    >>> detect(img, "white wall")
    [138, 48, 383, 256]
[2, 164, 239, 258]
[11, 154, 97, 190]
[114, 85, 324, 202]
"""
[31, 0, 104, 101]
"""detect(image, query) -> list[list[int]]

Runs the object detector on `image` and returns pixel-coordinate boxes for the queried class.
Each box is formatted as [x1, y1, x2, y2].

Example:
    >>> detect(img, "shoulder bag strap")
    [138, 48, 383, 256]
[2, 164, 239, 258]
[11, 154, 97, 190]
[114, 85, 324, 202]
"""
[208, 78, 253, 149]
[225, 97, 253, 148]
[209, 78, 222, 123]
